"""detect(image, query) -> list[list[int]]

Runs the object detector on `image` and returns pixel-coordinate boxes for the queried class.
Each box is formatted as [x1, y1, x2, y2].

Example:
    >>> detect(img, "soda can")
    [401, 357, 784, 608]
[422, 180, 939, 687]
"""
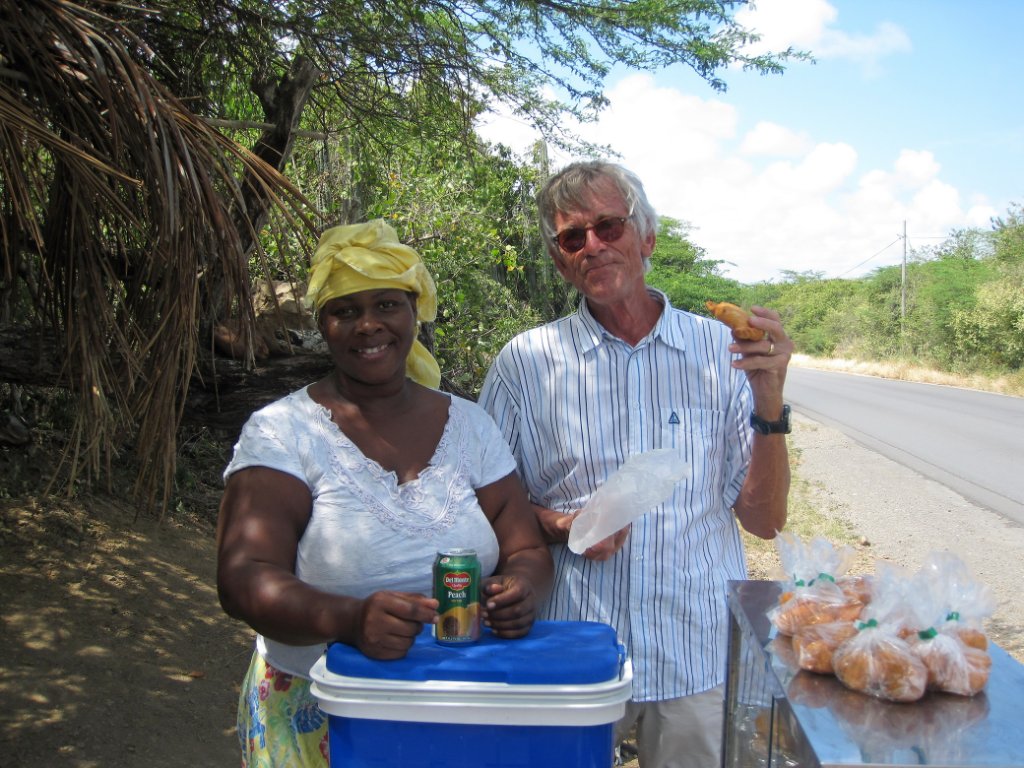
[433, 548, 481, 644]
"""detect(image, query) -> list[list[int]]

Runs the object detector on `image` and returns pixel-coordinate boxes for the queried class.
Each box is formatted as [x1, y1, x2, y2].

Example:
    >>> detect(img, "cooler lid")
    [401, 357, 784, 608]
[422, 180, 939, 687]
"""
[325, 620, 623, 685]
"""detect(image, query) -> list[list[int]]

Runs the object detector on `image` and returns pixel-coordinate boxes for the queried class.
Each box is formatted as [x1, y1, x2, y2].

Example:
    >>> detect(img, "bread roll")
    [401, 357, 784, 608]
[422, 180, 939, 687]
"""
[911, 633, 991, 696]
[793, 621, 858, 674]
[705, 301, 765, 341]
[771, 592, 864, 636]
[832, 633, 927, 702]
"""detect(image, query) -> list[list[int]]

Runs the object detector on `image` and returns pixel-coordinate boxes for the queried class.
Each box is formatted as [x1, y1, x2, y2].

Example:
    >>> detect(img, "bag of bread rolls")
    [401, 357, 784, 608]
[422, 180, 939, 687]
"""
[905, 551, 994, 696]
[832, 619, 928, 702]
[917, 551, 994, 651]
[769, 533, 866, 636]
[909, 629, 991, 696]
[792, 620, 859, 674]
[831, 563, 928, 702]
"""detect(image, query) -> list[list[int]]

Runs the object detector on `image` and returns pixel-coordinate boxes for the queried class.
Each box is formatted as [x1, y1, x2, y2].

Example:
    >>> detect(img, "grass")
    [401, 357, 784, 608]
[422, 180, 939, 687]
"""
[791, 354, 1024, 398]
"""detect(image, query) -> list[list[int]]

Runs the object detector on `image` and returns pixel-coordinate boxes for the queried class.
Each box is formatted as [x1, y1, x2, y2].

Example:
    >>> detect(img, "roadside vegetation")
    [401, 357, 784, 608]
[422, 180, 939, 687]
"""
[648, 211, 1024, 400]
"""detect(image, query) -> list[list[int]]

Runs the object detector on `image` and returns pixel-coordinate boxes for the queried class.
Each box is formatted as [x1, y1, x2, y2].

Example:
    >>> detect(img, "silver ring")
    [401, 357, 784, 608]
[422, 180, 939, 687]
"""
[768, 342, 775, 355]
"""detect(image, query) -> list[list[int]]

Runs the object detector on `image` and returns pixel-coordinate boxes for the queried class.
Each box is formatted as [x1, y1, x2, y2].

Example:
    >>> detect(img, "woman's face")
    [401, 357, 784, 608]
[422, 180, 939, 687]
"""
[318, 289, 417, 386]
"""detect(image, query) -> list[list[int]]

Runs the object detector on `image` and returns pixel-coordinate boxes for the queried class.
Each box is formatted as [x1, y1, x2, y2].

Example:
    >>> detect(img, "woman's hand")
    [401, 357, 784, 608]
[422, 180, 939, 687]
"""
[355, 591, 438, 660]
[480, 574, 537, 638]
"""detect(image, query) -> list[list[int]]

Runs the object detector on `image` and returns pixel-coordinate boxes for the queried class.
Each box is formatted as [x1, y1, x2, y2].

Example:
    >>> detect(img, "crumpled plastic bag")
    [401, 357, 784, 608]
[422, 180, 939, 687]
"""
[567, 449, 690, 554]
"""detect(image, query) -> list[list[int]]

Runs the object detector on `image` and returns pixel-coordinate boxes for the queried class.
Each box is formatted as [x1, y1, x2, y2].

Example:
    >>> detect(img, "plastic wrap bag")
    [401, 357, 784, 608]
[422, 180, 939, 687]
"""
[905, 552, 994, 696]
[917, 550, 995, 650]
[567, 449, 690, 555]
[768, 533, 866, 637]
[831, 563, 927, 702]
[792, 619, 859, 674]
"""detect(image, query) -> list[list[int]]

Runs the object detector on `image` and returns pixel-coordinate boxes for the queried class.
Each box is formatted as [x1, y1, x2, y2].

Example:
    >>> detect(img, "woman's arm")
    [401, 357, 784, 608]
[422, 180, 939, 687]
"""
[474, 472, 554, 637]
[216, 466, 437, 659]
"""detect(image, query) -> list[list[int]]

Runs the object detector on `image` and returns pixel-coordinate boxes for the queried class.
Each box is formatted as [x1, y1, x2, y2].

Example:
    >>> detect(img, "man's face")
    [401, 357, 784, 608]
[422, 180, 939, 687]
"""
[551, 179, 655, 308]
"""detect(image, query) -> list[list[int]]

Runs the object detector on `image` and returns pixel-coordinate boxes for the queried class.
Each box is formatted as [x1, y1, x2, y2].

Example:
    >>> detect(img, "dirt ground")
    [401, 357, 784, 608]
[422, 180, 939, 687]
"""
[2, 411, 1022, 767]
[0, 481, 250, 766]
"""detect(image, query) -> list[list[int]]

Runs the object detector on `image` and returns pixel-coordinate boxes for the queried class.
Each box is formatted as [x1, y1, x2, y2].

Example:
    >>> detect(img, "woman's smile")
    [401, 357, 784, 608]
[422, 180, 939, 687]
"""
[354, 342, 392, 357]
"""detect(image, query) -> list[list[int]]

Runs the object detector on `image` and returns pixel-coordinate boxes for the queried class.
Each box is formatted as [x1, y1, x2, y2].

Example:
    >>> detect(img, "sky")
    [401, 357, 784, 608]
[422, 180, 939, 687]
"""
[475, 0, 1024, 283]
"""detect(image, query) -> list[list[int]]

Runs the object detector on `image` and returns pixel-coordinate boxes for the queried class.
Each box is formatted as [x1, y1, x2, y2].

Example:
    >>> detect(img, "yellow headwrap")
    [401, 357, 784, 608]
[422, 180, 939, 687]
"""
[305, 220, 441, 388]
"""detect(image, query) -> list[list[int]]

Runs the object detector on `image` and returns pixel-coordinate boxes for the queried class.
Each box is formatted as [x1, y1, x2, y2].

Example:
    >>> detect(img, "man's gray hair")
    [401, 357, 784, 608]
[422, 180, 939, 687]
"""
[537, 160, 658, 258]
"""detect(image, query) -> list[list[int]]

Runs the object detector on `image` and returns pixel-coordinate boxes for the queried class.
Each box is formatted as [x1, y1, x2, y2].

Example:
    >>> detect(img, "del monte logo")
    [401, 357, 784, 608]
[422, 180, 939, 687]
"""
[443, 571, 472, 590]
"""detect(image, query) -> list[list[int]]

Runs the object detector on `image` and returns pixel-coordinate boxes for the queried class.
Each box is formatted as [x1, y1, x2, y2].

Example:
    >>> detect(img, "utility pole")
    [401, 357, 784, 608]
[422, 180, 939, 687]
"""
[900, 220, 907, 321]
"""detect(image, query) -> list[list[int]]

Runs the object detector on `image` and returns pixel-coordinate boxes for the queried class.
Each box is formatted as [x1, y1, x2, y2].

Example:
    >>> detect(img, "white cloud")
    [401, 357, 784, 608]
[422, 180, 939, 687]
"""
[735, 0, 838, 52]
[474, 16, 991, 284]
[740, 122, 810, 157]
[736, 0, 911, 74]
[893, 149, 942, 187]
[817, 21, 912, 64]
[562, 74, 982, 282]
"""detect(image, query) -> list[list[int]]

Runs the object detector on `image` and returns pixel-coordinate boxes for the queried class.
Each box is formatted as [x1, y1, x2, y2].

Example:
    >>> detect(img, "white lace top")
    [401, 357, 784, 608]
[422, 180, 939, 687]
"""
[224, 387, 513, 677]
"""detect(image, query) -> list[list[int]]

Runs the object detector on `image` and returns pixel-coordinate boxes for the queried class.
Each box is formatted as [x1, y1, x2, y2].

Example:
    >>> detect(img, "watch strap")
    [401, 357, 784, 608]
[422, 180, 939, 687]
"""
[750, 404, 791, 435]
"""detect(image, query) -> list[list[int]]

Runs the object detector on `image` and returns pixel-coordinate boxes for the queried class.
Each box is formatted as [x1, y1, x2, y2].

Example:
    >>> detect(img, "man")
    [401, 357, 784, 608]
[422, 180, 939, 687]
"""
[478, 161, 792, 768]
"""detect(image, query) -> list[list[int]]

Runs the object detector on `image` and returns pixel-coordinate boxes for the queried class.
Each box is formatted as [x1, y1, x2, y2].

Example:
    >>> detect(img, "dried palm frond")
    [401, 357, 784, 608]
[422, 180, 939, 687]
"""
[0, 0, 317, 514]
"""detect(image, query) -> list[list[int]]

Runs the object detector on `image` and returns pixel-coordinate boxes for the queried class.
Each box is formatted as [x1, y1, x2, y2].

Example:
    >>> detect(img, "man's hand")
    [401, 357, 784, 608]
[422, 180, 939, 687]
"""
[730, 305, 793, 415]
[583, 524, 630, 561]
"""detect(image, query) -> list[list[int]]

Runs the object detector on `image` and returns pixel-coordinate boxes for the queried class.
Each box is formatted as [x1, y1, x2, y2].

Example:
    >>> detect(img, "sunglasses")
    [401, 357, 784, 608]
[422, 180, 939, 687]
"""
[553, 216, 631, 253]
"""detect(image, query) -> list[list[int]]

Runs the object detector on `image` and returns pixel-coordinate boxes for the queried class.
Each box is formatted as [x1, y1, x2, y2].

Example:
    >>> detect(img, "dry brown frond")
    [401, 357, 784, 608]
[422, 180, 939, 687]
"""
[0, 0, 317, 514]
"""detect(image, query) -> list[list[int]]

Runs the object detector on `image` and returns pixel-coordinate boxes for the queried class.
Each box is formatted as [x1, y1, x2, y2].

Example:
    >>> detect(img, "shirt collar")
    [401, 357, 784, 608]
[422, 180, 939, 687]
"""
[573, 288, 687, 353]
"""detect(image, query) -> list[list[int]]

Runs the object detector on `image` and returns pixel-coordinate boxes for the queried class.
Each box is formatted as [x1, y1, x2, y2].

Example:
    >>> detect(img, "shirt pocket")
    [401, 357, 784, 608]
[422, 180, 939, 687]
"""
[658, 407, 727, 463]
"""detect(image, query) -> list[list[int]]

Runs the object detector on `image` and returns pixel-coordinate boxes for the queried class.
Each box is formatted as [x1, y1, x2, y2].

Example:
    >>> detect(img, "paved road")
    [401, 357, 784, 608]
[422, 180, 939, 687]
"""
[785, 367, 1024, 524]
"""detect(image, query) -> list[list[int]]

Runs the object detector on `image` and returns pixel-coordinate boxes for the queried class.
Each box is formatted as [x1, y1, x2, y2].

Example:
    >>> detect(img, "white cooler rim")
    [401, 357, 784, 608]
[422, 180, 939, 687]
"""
[310, 656, 633, 727]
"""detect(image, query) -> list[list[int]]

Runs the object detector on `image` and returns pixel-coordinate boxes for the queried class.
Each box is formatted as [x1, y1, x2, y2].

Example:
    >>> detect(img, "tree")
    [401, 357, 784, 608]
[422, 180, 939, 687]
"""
[0, 0, 316, 510]
[1, 0, 801, 511]
[744, 274, 862, 357]
[646, 217, 742, 313]
[991, 203, 1024, 266]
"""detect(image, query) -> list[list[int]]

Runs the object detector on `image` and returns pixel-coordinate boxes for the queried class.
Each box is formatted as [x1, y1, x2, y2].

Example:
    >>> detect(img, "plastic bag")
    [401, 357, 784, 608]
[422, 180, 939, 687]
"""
[905, 551, 994, 696]
[567, 449, 690, 554]
[792, 620, 859, 674]
[915, 550, 995, 651]
[768, 532, 866, 636]
[831, 563, 928, 702]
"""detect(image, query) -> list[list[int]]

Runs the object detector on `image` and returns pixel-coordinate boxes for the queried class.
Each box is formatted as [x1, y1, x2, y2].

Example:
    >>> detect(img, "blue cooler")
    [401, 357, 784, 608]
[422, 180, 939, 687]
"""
[309, 620, 632, 768]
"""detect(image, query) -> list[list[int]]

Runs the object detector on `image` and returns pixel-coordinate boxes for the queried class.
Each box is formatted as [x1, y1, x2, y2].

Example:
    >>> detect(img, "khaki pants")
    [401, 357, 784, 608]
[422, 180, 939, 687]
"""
[614, 685, 725, 768]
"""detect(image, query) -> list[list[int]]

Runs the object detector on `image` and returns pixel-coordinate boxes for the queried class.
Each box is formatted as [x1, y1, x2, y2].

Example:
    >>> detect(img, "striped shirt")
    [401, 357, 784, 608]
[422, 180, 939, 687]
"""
[478, 289, 753, 701]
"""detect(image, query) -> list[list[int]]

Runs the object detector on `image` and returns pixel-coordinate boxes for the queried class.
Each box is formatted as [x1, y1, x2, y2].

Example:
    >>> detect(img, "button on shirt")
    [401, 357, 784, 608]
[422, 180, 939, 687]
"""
[478, 290, 754, 701]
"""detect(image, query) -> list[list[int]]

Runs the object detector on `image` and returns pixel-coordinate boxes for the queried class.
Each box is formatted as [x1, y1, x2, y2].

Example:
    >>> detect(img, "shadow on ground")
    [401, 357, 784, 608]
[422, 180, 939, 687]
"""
[0, 494, 252, 768]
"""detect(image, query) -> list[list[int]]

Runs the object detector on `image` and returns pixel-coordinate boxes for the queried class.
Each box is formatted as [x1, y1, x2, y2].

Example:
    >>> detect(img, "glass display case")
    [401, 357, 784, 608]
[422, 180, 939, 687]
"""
[722, 580, 1024, 768]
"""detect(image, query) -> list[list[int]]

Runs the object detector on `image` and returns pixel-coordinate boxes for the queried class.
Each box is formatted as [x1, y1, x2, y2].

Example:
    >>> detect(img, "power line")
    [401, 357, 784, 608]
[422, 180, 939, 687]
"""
[836, 236, 902, 278]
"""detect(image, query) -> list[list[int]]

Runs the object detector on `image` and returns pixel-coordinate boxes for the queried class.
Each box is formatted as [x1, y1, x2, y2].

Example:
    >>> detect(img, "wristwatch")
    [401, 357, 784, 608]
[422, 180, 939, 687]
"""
[750, 404, 791, 435]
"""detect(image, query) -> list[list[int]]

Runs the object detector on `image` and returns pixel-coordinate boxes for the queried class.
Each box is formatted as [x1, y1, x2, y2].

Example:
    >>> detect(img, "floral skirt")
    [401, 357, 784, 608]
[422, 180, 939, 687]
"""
[237, 651, 329, 767]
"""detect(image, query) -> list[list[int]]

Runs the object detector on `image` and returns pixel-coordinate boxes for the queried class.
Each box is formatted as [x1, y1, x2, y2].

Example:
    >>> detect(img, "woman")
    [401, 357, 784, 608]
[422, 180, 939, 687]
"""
[216, 219, 553, 767]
